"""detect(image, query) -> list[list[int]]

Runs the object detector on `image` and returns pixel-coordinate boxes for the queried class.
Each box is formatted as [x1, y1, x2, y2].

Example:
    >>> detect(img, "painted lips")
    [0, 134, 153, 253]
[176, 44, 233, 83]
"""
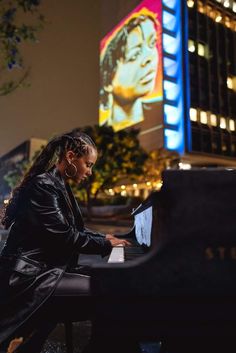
[139, 69, 156, 84]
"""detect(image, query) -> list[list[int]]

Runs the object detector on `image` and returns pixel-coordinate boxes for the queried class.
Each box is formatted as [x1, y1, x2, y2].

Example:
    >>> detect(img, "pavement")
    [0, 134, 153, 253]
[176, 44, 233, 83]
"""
[42, 321, 92, 353]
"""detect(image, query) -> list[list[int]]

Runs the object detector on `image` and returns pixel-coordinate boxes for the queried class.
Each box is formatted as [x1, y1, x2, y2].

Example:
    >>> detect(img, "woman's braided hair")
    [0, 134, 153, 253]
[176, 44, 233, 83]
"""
[1, 130, 96, 229]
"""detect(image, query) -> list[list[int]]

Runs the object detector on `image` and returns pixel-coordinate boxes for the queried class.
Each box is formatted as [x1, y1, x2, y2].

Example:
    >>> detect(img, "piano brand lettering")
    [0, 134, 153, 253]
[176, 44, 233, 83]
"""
[205, 246, 236, 260]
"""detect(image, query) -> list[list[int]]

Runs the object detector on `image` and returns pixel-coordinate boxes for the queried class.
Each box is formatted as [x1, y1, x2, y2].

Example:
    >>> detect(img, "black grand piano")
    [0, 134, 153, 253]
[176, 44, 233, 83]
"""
[87, 169, 236, 353]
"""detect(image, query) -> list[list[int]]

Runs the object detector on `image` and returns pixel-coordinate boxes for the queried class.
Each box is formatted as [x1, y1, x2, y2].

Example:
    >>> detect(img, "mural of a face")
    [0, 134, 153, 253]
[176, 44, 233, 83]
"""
[112, 18, 158, 105]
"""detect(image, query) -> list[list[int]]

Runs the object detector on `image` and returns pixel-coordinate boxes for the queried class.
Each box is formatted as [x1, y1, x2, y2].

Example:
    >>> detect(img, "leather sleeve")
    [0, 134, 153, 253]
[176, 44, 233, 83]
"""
[83, 227, 105, 238]
[28, 180, 112, 257]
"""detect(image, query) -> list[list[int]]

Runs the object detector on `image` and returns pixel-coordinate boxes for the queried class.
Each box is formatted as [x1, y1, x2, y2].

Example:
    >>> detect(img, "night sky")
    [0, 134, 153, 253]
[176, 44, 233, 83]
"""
[0, 0, 99, 157]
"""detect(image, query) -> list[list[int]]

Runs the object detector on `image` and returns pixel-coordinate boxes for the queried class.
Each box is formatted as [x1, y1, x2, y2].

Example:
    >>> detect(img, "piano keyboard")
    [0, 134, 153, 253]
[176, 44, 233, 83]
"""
[108, 246, 124, 263]
[108, 242, 145, 263]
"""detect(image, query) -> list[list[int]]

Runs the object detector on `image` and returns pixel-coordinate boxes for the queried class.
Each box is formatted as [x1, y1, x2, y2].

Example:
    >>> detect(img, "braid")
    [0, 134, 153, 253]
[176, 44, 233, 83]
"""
[1, 130, 96, 229]
[66, 130, 97, 157]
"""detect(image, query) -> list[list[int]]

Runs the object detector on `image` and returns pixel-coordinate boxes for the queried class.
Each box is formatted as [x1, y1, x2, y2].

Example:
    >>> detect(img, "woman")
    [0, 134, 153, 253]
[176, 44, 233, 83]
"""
[100, 13, 159, 132]
[0, 130, 130, 352]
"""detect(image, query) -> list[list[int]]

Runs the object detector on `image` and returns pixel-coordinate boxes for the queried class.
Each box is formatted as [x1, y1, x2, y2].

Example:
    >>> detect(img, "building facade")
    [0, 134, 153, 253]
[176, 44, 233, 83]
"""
[100, 0, 236, 168]
[0, 138, 46, 204]
[98, 0, 236, 199]
[185, 0, 236, 166]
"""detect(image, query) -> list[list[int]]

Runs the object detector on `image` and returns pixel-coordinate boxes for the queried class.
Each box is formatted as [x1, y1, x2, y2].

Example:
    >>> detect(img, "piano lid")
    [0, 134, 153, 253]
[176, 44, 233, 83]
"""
[92, 168, 236, 297]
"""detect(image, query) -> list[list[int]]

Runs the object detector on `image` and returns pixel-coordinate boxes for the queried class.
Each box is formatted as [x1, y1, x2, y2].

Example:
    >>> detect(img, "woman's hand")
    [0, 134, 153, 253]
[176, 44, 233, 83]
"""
[105, 234, 131, 247]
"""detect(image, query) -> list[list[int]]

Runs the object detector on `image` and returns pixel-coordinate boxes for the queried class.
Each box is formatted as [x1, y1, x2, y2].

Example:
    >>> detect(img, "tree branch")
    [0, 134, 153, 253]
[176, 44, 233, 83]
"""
[0, 68, 30, 96]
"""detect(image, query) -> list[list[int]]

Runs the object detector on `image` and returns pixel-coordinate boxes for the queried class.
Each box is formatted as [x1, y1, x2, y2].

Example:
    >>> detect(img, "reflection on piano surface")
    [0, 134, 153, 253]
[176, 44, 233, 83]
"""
[89, 169, 236, 353]
[108, 191, 158, 263]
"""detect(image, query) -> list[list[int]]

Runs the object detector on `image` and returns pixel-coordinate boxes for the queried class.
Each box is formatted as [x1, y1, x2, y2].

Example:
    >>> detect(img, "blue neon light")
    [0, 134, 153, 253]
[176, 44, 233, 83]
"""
[162, 0, 187, 154]
[163, 80, 180, 101]
[162, 0, 178, 10]
[165, 129, 183, 150]
[163, 32, 181, 54]
[164, 102, 183, 125]
[163, 11, 177, 32]
[163, 57, 179, 77]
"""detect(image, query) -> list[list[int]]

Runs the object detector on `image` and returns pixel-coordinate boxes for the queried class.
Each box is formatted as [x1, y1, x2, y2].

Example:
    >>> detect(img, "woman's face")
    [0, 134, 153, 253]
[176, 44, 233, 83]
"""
[71, 147, 97, 184]
[112, 18, 158, 104]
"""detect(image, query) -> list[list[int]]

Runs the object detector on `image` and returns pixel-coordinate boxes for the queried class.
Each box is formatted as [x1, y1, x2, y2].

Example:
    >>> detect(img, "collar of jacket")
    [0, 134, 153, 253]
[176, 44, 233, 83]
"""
[47, 166, 66, 189]
[47, 166, 84, 229]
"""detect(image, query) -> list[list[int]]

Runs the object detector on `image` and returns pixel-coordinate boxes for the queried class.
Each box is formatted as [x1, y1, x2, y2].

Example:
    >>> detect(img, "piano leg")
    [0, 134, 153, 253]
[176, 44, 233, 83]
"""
[82, 336, 142, 353]
[64, 321, 74, 353]
[82, 319, 142, 353]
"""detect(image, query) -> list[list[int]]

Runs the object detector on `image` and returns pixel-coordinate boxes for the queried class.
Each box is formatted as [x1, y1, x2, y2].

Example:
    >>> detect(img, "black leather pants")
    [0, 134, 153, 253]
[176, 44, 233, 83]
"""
[15, 271, 92, 353]
[49, 271, 93, 321]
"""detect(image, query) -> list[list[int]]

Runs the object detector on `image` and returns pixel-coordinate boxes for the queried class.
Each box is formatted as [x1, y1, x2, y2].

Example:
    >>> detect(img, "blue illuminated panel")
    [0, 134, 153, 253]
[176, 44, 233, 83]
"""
[162, 0, 189, 154]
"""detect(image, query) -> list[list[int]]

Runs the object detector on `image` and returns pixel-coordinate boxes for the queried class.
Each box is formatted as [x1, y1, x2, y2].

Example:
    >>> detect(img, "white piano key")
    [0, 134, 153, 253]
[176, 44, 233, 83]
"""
[108, 246, 124, 263]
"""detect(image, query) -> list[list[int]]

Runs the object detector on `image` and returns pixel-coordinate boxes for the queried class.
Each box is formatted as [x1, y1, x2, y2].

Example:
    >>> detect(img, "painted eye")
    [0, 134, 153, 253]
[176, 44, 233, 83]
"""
[125, 48, 142, 62]
[149, 36, 157, 48]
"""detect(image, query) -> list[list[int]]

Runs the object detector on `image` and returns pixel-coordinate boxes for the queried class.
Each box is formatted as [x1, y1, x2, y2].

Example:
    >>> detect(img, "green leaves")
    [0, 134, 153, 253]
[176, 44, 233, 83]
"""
[3, 159, 28, 189]
[72, 125, 148, 205]
[0, 0, 45, 95]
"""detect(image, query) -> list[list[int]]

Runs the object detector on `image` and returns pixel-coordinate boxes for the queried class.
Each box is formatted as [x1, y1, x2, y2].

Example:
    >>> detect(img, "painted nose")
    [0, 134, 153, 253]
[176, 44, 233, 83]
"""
[141, 47, 154, 67]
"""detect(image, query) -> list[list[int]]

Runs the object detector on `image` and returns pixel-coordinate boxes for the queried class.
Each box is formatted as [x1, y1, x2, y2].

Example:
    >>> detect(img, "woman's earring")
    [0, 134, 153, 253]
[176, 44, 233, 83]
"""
[65, 162, 77, 178]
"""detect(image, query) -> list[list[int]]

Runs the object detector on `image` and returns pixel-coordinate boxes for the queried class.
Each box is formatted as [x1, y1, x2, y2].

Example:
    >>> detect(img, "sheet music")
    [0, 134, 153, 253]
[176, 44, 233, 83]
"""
[134, 206, 152, 247]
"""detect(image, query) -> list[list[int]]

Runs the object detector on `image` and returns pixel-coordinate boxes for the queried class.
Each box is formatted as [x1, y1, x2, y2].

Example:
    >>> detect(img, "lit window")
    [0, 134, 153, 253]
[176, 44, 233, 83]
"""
[188, 39, 196, 53]
[215, 11, 222, 22]
[121, 185, 126, 190]
[227, 76, 236, 90]
[227, 77, 233, 89]
[208, 9, 216, 20]
[133, 183, 138, 189]
[233, 2, 236, 13]
[229, 119, 235, 131]
[223, 0, 230, 7]
[215, 0, 222, 2]
[187, 0, 195, 7]
[200, 111, 208, 124]
[190, 108, 197, 121]
[210, 114, 217, 127]
[225, 16, 231, 28]
[222, 144, 227, 152]
[121, 190, 127, 196]
[207, 5, 212, 15]
[220, 117, 227, 129]
[198, 43, 205, 57]
[198, 1, 205, 13]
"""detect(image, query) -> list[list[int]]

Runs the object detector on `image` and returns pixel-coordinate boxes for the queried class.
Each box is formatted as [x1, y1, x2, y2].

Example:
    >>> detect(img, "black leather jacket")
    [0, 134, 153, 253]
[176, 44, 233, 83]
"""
[0, 167, 112, 346]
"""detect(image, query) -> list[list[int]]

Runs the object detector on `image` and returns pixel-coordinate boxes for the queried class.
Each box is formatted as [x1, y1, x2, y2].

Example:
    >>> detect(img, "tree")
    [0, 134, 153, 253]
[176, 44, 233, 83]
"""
[0, 0, 45, 96]
[3, 159, 28, 190]
[3, 126, 148, 215]
[2, 144, 44, 198]
[142, 147, 180, 187]
[72, 125, 148, 214]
